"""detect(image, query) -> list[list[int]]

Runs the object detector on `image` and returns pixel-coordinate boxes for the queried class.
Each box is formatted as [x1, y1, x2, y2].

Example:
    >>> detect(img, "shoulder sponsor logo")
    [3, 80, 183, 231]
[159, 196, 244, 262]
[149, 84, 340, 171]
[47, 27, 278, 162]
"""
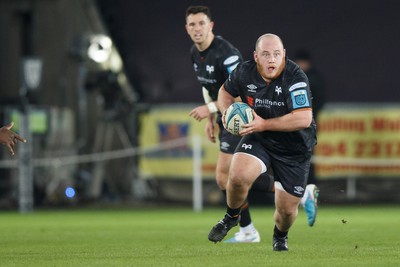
[288, 82, 307, 92]
[223, 55, 240, 65]
[242, 143, 252, 150]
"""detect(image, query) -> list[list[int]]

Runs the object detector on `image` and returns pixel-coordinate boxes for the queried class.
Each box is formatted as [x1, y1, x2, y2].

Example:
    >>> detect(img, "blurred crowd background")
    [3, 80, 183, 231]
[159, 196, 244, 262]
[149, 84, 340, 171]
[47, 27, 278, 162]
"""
[1, 0, 400, 211]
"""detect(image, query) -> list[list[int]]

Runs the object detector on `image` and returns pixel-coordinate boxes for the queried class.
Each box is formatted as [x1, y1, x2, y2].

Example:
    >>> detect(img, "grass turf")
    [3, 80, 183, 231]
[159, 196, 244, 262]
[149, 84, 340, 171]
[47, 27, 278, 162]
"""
[0, 205, 399, 266]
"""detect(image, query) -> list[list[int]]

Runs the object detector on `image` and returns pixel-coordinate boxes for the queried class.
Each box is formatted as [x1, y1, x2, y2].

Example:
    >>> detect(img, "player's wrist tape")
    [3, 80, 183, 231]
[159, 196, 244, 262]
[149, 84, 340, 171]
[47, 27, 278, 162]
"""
[207, 102, 218, 113]
[202, 87, 213, 104]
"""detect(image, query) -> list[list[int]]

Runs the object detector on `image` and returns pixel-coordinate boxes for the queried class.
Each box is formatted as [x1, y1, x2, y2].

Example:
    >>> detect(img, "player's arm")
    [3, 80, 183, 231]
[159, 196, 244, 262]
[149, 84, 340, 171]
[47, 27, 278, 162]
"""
[0, 122, 27, 156]
[205, 113, 216, 143]
[241, 109, 312, 135]
[260, 108, 312, 131]
[217, 85, 236, 127]
[202, 86, 219, 114]
[189, 87, 218, 121]
[217, 85, 235, 112]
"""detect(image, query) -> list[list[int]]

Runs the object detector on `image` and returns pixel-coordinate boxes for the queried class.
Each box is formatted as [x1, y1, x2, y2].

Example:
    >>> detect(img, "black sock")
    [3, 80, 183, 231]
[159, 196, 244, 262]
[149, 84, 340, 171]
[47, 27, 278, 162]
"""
[274, 225, 288, 238]
[226, 206, 241, 219]
[239, 201, 251, 227]
[222, 190, 241, 218]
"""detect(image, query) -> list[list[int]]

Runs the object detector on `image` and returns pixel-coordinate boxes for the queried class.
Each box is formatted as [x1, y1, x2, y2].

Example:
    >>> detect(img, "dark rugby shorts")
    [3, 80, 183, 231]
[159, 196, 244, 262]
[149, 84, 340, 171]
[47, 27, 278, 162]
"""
[235, 134, 311, 198]
[218, 126, 242, 154]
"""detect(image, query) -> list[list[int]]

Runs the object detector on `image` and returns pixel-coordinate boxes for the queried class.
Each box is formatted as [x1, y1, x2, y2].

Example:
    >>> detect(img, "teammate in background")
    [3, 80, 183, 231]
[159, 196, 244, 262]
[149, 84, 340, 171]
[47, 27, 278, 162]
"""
[0, 122, 26, 156]
[208, 33, 317, 251]
[294, 49, 326, 121]
[186, 6, 270, 243]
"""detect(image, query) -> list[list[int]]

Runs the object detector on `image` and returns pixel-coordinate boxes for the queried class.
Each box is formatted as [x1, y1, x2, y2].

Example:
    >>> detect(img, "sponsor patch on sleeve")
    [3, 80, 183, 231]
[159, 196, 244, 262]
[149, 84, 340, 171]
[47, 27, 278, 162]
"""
[223, 55, 240, 65]
[290, 89, 310, 109]
[289, 82, 307, 92]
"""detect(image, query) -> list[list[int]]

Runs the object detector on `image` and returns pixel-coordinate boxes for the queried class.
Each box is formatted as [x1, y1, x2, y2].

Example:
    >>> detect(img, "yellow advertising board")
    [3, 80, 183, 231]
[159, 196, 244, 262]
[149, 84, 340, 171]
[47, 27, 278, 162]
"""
[138, 105, 218, 179]
[315, 104, 400, 178]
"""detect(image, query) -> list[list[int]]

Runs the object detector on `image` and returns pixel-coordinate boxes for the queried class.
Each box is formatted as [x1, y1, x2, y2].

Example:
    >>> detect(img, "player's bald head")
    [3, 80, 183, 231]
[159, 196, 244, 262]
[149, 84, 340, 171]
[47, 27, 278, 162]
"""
[255, 33, 284, 51]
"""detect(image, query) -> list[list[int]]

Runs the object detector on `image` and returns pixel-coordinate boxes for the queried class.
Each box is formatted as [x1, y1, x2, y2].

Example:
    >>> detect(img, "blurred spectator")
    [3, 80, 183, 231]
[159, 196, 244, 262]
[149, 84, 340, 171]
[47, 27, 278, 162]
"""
[294, 49, 326, 184]
[294, 49, 326, 118]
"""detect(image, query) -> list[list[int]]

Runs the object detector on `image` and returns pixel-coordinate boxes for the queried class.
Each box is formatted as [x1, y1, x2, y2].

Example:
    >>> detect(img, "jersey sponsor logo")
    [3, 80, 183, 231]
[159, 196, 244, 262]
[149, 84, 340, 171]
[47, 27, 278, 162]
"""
[197, 76, 217, 84]
[291, 89, 310, 109]
[241, 143, 252, 150]
[227, 63, 239, 74]
[254, 98, 285, 108]
[247, 96, 254, 107]
[289, 82, 307, 92]
[294, 185, 304, 195]
[223, 55, 240, 65]
[275, 86, 282, 95]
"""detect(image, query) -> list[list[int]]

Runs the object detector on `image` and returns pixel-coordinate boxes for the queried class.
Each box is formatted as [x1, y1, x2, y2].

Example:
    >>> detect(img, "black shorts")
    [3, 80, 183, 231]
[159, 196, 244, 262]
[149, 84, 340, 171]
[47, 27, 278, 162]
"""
[218, 126, 242, 154]
[235, 134, 311, 198]
[217, 118, 241, 154]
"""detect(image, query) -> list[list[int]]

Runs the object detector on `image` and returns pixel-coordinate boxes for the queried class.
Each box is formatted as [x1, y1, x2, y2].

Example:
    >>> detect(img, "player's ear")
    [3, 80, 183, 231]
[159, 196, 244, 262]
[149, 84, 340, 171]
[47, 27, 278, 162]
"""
[253, 51, 258, 62]
[209, 21, 214, 30]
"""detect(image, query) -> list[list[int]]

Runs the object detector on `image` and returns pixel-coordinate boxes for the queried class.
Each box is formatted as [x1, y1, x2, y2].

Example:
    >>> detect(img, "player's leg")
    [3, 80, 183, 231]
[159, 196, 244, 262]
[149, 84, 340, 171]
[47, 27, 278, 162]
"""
[208, 152, 264, 243]
[271, 154, 311, 251]
[217, 126, 261, 243]
[273, 183, 301, 251]
[251, 170, 319, 227]
[215, 151, 260, 243]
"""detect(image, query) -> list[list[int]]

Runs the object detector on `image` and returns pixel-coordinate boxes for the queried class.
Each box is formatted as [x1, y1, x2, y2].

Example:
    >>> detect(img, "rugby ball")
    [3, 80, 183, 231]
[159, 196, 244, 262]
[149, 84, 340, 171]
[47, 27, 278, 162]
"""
[225, 102, 253, 135]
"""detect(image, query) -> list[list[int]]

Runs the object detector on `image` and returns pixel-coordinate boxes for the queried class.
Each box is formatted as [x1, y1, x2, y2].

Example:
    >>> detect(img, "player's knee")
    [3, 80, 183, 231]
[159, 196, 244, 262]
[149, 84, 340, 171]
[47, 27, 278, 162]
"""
[276, 205, 298, 219]
[215, 171, 229, 189]
[229, 172, 252, 190]
[215, 178, 227, 190]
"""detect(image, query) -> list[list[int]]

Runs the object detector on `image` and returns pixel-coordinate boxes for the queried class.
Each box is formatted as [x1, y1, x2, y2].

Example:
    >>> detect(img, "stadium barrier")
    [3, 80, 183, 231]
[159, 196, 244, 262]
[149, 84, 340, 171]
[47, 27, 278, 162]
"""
[2, 103, 400, 209]
[0, 135, 207, 211]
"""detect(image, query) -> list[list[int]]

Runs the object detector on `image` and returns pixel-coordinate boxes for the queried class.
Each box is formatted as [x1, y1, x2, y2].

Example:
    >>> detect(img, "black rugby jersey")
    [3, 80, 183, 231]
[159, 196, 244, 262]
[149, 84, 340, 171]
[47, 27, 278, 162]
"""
[224, 58, 317, 155]
[190, 35, 242, 101]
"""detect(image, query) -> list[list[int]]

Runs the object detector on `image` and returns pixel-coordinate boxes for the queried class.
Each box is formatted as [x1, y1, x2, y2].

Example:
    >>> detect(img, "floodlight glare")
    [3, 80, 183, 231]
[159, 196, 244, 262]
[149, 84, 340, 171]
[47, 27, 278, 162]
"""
[87, 34, 112, 63]
[65, 186, 76, 198]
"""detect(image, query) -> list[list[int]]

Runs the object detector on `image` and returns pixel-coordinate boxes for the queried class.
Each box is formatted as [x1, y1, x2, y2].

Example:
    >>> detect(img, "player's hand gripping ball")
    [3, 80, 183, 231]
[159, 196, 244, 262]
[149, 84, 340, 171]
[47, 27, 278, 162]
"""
[224, 102, 254, 135]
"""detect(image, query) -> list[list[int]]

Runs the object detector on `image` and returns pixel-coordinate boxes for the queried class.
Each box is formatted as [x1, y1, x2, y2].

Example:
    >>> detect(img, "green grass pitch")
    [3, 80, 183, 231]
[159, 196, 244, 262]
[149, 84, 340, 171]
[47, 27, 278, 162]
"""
[0, 205, 399, 266]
